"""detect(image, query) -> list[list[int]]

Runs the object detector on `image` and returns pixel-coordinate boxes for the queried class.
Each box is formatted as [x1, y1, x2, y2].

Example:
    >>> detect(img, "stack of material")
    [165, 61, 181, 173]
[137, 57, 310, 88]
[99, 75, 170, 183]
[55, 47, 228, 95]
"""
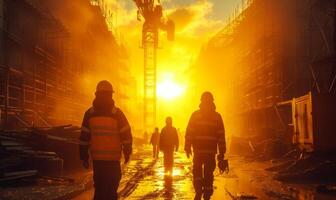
[0, 125, 82, 183]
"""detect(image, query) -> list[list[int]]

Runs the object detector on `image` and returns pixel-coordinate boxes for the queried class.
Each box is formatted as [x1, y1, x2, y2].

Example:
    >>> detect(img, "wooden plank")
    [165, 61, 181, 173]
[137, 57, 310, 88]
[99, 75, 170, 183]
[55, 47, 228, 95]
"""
[23, 150, 57, 156]
[5, 146, 32, 151]
[0, 170, 38, 182]
[0, 140, 24, 146]
[4, 170, 37, 177]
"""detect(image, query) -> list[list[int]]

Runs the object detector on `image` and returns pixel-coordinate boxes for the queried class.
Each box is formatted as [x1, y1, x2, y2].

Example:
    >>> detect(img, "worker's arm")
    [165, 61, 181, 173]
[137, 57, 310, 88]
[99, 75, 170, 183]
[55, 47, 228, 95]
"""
[175, 128, 179, 151]
[159, 129, 164, 151]
[217, 114, 226, 160]
[150, 134, 153, 145]
[79, 110, 91, 163]
[185, 113, 195, 155]
[118, 109, 132, 163]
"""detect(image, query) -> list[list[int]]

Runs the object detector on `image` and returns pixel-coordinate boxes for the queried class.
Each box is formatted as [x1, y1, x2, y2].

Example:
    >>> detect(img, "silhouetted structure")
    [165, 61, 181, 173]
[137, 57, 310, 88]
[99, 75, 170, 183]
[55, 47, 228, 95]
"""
[0, 0, 130, 129]
[0, 0, 133, 177]
[134, 0, 174, 131]
[195, 0, 336, 152]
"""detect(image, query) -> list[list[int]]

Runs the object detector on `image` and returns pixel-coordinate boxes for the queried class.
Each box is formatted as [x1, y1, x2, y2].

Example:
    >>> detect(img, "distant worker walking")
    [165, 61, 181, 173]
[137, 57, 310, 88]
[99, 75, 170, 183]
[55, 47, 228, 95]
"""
[185, 92, 228, 200]
[150, 127, 160, 159]
[160, 117, 179, 176]
[79, 80, 133, 200]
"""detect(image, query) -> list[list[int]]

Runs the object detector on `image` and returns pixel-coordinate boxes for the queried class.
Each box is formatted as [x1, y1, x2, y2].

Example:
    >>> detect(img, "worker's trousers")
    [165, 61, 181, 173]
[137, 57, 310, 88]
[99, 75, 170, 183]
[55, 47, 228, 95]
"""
[152, 145, 159, 158]
[93, 160, 121, 200]
[163, 149, 174, 173]
[192, 154, 216, 199]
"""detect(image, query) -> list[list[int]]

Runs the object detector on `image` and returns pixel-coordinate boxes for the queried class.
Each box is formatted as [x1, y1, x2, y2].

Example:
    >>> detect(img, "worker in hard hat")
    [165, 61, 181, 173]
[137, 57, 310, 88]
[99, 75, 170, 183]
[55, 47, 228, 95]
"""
[159, 117, 179, 176]
[150, 127, 160, 159]
[79, 80, 133, 200]
[185, 92, 228, 200]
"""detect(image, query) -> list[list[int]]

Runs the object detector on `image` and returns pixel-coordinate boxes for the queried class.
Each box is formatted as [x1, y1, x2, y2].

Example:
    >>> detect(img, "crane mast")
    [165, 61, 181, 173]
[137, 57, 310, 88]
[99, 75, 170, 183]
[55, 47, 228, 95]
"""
[133, 0, 174, 132]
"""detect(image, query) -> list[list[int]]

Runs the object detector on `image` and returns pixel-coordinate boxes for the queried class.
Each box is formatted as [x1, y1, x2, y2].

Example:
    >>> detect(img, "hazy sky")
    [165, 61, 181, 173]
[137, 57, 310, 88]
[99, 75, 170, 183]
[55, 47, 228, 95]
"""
[107, 0, 241, 128]
[112, 0, 241, 77]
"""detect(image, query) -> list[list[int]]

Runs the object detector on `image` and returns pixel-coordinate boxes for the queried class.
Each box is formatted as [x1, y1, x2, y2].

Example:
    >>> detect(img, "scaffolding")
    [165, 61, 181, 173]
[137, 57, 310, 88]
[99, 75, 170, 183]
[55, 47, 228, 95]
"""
[0, 0, 89, 128]
[196, 0, 336, 137]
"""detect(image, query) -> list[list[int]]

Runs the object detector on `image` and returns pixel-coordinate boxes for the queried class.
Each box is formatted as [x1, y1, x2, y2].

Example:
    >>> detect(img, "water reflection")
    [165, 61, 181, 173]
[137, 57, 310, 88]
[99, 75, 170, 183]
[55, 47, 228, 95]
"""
[163, 176, 174, 200]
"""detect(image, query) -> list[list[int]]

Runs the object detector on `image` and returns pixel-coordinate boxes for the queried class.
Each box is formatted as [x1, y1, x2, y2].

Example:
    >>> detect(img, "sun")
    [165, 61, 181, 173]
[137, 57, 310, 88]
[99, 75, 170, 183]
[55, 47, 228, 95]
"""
[157, 78, 186, 100]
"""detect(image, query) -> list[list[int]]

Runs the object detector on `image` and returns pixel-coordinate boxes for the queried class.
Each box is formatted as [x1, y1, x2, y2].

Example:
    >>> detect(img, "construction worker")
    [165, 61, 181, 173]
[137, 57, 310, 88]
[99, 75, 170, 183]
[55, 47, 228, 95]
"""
[159, 117, 179, 176]
[150, 127, 160, 159]
[185, 92, 227, 200]
[79, 80, 132, 200]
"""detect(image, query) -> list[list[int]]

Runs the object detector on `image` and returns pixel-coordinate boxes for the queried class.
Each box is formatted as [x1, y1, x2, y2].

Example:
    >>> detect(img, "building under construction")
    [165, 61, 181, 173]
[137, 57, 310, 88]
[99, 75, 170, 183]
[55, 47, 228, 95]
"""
[0, 0, 135, 177]
[0, 0, 132, 129]
[195, 0, 336, 152]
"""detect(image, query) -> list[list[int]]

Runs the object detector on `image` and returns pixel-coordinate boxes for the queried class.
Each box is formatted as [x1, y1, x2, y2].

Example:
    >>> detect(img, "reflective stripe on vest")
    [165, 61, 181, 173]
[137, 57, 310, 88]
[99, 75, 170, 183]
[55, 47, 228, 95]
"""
[89, 116, 121, 160]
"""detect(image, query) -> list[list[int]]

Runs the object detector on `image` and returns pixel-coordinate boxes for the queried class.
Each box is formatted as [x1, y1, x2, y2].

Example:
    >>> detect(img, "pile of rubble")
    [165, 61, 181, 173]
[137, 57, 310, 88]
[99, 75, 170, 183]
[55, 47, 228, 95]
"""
[267, 150, 336, 182]
[230, 135, 336, 184]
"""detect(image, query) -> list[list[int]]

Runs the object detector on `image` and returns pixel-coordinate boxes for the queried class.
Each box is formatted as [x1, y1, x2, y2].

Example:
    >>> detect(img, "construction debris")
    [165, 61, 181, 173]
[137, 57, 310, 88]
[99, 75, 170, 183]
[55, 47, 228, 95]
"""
[0, 170, 38, 183]
[266, 151, 336, 182]
[316, 185, 336, 195]
[236, 193, 258, 199]
[0, 125, 82, 184]
[225, 188, 258, 200]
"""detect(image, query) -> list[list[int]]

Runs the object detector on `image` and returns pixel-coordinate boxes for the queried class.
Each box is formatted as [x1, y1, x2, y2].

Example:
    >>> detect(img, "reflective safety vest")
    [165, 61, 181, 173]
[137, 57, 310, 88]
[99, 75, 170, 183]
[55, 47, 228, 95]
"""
[89, 116, 122, 160]
[185, 110, 226, 155]
[80, 106, 132, 161]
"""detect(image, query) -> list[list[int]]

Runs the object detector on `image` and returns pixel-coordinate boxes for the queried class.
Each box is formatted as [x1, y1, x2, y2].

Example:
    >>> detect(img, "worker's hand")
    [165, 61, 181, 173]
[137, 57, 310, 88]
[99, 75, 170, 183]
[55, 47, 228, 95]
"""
[124, 154, 130, 164]
[218, 159, 229, 174]
[186, 150, 192, 158]
[82, 160, 89, 169]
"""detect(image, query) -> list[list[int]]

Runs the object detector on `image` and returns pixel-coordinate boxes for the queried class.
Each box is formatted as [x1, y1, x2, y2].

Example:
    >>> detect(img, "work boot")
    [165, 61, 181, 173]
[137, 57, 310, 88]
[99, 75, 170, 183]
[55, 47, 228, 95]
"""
[194, 193, 202, 200]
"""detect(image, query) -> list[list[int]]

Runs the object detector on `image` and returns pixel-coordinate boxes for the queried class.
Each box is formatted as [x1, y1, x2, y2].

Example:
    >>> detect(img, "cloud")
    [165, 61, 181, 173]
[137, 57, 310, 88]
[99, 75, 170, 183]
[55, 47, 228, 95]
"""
[167, 8, 196, 31]
[104, 0, 226, 82]
[165, 0, 223, 37]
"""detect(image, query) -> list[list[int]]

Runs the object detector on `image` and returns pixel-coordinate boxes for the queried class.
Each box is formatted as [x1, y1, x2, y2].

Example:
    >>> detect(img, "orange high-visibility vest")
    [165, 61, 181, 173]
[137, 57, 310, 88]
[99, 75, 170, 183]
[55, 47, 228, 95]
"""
[89, 116, 122, 160]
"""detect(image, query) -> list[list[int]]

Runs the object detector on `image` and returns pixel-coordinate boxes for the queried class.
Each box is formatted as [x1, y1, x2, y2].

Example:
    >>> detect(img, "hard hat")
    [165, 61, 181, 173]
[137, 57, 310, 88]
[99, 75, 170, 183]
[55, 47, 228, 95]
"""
[96, 80, 114, 93]
[166, 116, 172, 122]
[201, 91, 214, 102]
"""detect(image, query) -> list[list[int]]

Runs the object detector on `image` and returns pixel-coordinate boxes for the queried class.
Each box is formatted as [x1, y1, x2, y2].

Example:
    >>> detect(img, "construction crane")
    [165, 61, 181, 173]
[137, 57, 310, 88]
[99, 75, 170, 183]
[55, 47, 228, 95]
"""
[133, 0, 175, 132]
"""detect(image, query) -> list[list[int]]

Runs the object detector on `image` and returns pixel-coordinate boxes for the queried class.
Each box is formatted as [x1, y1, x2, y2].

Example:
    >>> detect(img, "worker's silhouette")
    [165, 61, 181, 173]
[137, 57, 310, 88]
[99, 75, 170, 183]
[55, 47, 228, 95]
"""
[79, 80, 132, 200]
[159, 117, 179, 176]
[150, 127, 160, 159]
[185, 92, 227, 200]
